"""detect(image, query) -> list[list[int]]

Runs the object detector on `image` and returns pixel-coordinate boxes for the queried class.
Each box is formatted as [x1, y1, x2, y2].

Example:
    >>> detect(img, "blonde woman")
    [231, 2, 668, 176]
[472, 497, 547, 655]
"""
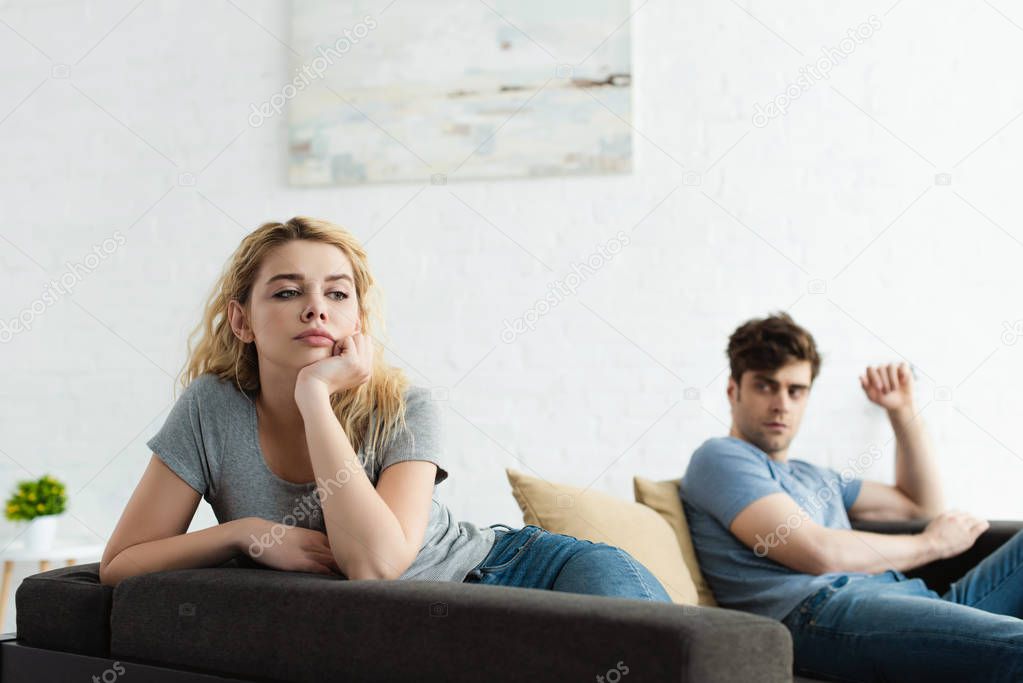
[99, 217, 670, 603]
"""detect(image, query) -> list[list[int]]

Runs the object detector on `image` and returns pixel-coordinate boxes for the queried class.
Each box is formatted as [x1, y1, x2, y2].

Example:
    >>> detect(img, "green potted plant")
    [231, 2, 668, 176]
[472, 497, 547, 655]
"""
[5, 475, 67, 551]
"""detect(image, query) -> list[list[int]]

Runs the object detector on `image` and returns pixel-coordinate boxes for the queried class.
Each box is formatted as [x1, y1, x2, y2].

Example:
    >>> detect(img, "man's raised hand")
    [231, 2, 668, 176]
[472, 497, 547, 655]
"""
[860, 362, 915, 413]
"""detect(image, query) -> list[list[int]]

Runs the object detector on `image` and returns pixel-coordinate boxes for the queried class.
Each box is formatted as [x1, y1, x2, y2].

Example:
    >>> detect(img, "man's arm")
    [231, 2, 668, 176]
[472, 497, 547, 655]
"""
[890, 400, 944, 515]
[731, 492, 986, 575]
[848, 480, 925, 522]
[850, 363, 944, 521]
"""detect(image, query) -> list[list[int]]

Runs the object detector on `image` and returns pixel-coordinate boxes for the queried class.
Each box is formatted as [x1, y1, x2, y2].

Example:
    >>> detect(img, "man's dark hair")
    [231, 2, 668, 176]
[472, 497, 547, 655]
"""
[727, 311, 822, 384]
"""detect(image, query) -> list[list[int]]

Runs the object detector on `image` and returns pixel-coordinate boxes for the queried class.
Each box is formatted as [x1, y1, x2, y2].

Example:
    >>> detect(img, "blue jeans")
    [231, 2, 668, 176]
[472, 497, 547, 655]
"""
[463, 524, 672, 603]
[782, 529, 1023, 682]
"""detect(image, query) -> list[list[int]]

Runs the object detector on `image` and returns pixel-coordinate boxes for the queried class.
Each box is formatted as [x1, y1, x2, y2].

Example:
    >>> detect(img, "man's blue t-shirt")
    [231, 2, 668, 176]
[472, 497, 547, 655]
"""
[680, 436, 870, 621]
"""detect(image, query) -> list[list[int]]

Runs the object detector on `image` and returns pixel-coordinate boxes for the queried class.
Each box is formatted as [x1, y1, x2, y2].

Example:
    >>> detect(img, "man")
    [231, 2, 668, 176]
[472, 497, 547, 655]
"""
[681, 312, 1023, 681]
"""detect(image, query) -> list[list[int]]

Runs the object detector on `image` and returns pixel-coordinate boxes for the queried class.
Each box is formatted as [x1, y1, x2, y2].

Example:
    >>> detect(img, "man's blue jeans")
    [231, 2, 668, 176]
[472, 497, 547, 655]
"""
[463, 524, 672, 603]
[782, 529, 1023, 682]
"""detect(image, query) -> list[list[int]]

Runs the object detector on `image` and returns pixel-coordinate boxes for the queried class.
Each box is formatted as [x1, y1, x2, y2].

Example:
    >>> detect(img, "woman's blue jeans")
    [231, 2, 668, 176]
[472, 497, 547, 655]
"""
[463, 524, 672, 603]
[782, 529, 1023, 682]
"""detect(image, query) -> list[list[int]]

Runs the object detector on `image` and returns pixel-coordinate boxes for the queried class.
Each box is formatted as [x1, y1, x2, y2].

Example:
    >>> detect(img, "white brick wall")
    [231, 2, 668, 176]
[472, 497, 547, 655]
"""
[1, 0, 1022, 630]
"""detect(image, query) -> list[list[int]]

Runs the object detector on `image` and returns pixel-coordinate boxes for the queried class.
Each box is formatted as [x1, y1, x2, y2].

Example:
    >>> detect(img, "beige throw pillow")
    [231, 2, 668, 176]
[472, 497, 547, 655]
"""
[633, 476, 717, 606]
[504, 468, 699, 605]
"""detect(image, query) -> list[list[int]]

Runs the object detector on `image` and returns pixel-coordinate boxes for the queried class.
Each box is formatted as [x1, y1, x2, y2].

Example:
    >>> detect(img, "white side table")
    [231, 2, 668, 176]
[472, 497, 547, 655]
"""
[0, 542, 104, 627]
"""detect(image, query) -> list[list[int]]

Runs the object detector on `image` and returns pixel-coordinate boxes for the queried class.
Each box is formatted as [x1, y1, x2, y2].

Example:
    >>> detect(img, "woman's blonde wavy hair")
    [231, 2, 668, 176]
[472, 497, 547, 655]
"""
[176, 216, 411, 473]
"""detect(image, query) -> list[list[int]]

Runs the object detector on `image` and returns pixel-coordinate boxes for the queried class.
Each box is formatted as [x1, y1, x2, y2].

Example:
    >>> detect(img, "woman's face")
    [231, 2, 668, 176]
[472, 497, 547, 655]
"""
[230, 240, 361, 372]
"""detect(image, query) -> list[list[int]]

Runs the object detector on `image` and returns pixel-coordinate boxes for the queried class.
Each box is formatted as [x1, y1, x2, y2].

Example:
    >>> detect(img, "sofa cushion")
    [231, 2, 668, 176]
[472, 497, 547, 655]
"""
[110, 564, 793, 682]
[504, 468, 699, 604]
[14, 562, 112, 657]
[633, 476, 718, 606]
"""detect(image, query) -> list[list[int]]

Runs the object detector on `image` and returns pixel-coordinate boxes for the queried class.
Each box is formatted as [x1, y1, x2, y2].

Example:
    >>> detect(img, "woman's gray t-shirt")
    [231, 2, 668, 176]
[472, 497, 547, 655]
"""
[146, 373, 496, 582]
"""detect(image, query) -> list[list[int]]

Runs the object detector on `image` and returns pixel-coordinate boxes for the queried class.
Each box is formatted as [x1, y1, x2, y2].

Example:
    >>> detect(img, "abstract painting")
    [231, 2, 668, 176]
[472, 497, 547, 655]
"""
[287, 0, 633, 185]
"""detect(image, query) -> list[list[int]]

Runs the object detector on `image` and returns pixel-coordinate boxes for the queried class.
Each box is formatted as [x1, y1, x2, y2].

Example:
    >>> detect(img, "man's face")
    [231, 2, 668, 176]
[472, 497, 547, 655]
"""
[727, 359, 813, 456]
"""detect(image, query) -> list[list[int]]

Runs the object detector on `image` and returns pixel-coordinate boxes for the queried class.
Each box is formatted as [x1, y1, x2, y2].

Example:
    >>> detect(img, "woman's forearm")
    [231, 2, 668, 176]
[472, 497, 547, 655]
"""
[99, 517, 255, 587]
[297, 388, 412, 580]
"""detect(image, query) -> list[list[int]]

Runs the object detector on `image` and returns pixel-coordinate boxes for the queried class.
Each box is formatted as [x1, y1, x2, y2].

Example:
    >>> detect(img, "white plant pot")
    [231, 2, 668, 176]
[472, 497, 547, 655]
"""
[24, 515, 59, 551]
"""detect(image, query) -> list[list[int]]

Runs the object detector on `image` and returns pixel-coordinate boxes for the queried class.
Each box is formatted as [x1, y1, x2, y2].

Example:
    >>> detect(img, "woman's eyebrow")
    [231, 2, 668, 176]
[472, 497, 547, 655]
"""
[264, 273, 353, 285]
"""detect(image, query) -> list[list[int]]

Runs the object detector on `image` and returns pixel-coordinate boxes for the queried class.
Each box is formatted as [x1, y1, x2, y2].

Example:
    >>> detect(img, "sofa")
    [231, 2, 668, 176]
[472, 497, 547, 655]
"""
[7, 517, 1021, 682]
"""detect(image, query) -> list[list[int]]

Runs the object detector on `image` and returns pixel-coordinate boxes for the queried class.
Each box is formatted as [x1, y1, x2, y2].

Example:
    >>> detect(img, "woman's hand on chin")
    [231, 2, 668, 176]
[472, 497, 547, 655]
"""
[294, 332, 374, 407]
